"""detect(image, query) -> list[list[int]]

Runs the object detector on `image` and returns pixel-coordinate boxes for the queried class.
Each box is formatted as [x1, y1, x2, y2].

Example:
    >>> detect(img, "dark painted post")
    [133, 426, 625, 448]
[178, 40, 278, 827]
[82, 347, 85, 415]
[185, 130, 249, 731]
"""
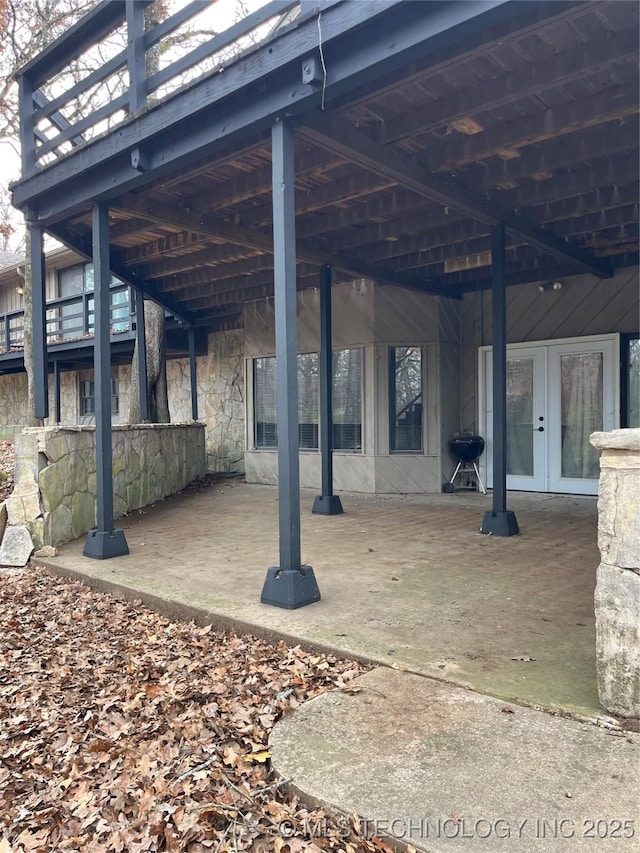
[53, 360, 61, 424]
[83, 203, 129, 559]
[261, 118, 320, 609]
[126, 0, 147, 113]
[313, 264, 343, 515]
[135, 289, 149, 421]
[188, 325, 198, 420]
[29, 224, 48, 420]
[18, 75, 36, 174]
[480, 223, 519, 536]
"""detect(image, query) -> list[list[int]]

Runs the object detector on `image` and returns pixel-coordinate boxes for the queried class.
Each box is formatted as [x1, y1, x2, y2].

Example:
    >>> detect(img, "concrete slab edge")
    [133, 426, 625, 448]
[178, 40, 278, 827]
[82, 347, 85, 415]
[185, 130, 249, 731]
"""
[32, 559, 376, 667]
[31, 560, 620, 732]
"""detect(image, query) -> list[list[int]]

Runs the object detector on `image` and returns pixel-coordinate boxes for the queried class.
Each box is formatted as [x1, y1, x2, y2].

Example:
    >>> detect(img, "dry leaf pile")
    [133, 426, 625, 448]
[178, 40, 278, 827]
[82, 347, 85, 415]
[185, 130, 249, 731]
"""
[0, 440, 13, 502]
[0, 568, 392, 853]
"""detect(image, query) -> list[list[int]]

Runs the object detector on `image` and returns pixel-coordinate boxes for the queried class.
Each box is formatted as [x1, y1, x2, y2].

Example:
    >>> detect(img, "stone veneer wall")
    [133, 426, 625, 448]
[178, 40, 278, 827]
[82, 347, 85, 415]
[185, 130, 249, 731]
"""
[0, 330, 244, 472]
[590, 428, 640, 718]
[3, 423, 205, 550]
[167, 329, 245, 473]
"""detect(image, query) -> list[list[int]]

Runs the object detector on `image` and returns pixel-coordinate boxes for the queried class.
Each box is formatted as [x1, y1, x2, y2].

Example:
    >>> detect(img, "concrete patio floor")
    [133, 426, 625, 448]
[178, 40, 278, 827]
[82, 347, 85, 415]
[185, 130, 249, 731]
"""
[38, 479, 604, 719]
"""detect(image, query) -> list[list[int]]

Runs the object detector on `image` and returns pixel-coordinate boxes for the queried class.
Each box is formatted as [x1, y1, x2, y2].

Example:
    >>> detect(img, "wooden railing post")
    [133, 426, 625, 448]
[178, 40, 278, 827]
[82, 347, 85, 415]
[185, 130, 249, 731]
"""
[126, 0, 147, 113]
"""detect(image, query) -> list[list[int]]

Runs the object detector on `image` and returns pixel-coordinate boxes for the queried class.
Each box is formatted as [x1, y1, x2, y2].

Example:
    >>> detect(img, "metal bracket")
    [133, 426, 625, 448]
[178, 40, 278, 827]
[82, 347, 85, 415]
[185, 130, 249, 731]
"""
[302, 56, 323, 87]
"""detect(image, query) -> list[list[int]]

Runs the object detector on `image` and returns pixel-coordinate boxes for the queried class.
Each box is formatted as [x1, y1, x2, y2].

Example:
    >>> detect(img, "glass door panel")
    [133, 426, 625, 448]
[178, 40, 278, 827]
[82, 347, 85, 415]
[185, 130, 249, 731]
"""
[484, 347, 546, 492]
[560, 352, 603, 479]
[506, 357, 534, 477]
[548, 337, 617, 495]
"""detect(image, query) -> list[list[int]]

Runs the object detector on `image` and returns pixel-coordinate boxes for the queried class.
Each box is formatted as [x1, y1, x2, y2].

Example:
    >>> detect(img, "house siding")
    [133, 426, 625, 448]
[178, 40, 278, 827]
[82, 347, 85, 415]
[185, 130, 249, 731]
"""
[461, 267, 640, 434]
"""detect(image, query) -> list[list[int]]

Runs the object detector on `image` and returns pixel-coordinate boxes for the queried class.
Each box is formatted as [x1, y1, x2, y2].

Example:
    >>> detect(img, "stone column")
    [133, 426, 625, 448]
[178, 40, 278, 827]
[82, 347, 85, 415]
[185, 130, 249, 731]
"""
[590, 428, 640, 719]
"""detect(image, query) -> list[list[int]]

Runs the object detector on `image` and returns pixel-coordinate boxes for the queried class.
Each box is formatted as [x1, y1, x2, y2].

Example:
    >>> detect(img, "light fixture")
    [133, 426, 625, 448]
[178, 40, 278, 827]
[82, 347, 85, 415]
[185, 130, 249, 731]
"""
[15, 286, 24, 295]
[552, 280, 563, 291]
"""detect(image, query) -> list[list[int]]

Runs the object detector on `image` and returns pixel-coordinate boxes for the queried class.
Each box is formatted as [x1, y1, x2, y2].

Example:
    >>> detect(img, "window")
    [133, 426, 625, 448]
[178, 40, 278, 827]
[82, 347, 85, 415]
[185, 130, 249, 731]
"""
[80, 377, 119, 418]
[58, 263, 129, 340]
[389, 346, 423, 452]
[253, 349, 363, 451]
[254, 357, 277, 448]
[298, 353, 319, 449]
[333, 348, 362, 450]
[622, 335, 640, 428]
[254, 354, 319, 449]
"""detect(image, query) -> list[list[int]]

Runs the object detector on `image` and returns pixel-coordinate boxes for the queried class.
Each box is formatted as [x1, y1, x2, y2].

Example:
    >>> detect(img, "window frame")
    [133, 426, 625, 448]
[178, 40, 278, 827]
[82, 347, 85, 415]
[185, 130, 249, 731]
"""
[79, 375, 120, 419]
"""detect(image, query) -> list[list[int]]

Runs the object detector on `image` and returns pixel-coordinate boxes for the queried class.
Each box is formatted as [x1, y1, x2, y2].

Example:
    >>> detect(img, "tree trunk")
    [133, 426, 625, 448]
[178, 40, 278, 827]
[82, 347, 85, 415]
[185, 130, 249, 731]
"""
[22, 229, 42, 426]
[128, 298, 169, 423]
[127, 0, 170, 425]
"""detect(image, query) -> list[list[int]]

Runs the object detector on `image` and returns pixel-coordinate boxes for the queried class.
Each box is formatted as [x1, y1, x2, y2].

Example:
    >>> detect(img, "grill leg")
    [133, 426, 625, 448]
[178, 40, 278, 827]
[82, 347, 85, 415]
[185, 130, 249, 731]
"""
[450, 461, 462, 485]
[473, 462, 486, 495]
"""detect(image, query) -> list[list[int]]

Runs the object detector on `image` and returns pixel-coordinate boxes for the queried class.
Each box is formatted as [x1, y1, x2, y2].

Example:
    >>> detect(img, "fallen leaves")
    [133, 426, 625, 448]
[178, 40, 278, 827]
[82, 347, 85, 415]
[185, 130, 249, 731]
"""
[0, 567, 394, 853]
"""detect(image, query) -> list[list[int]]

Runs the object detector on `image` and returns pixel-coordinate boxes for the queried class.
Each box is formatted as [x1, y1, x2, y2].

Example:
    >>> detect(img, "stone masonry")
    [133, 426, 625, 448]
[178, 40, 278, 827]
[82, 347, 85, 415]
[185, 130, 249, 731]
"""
[590, 428, 640, 718]
[0, 423, 205, 564]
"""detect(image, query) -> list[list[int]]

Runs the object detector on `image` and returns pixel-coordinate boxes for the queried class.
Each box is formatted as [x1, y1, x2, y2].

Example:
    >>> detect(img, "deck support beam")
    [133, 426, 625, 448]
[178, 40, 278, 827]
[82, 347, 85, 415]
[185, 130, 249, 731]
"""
[83, 202, 129, 560]
[313, 264, 343, 516]
[261, 118, 320, 609]
[480, 223, 519, 537]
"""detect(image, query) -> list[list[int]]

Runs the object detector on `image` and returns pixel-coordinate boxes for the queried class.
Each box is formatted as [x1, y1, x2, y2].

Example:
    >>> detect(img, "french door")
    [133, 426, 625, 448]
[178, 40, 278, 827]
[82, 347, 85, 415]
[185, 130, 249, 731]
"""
[482, 335, 619, 495]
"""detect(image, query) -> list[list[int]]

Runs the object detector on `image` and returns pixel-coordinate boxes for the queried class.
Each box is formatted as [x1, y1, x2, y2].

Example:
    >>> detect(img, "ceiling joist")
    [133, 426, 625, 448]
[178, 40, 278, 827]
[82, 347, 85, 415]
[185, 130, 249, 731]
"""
[297, 112, 612, 279]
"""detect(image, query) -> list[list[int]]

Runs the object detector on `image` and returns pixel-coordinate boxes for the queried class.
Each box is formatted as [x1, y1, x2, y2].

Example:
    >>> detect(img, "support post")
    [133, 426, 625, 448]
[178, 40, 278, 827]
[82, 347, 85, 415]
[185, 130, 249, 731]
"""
[135, 288, 149, 421]
[188, 325, 198, 420]
[53, 360, 61, 424]
[83, 203, 129, 559]
[480, 223, 519, 537]
[313, 264, 343, 515]
[29, 224, 48, 420]
[261, 118, 320, 609]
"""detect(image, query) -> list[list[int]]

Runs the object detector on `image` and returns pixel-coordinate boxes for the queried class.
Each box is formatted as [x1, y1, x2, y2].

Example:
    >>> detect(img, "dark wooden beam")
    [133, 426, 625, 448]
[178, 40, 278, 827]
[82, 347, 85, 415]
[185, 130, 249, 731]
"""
[297, 151, 639, 244]
[462, 120, 639, 188]
[423, 83, 639, 173]
[298, 113, 611, 278]
[13, 0, 525, 220]
[381, 27, 639, 144]
[115, 196, 457, 296]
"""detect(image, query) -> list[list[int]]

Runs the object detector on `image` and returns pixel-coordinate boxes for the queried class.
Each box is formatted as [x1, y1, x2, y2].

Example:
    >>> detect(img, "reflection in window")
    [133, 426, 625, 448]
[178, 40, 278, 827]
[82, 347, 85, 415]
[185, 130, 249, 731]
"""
[561, 352, 602, 479]
[333, 348, 362, 450]
[253, 354, 319, 450]
[58, 262, 129, 340]
[390, 346, 422, 452]
[254, 357, 277, 448]
[506, 357, 534, 476]
[297, 353, 319, 450]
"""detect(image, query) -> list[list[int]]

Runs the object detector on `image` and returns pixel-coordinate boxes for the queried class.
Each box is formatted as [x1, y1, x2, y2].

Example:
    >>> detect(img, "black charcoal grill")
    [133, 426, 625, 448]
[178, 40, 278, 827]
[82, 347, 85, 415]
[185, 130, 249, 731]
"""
[443, 433, 486, 494]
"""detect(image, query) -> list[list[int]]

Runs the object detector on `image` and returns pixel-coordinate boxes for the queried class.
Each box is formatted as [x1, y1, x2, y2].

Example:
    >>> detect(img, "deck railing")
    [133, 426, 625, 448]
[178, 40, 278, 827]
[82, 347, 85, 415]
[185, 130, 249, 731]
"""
[18, 0, 301, 174]
[0, 283, 134, 356]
